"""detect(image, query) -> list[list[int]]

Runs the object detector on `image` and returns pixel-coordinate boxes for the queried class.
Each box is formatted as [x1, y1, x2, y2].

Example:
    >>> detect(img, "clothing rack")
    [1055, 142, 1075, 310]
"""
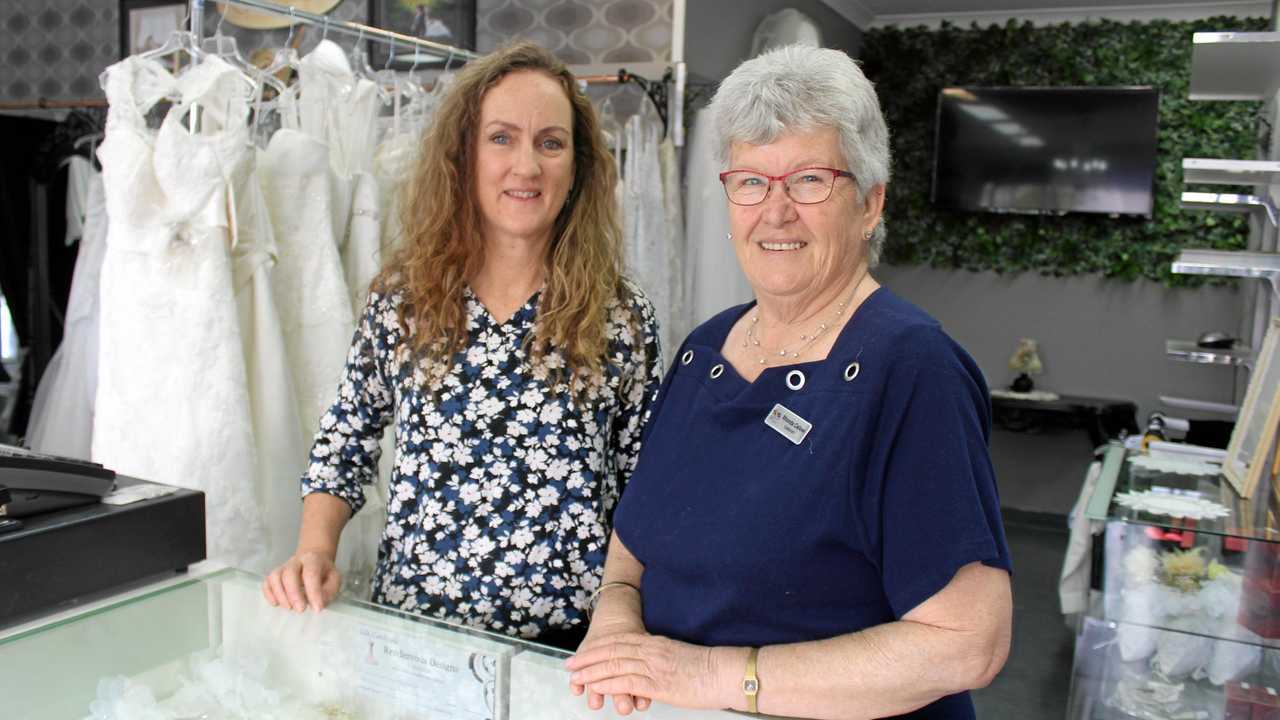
[578, 68, 674, 137]
[192, 0, 480, 62]
[575, 63, 687, 147]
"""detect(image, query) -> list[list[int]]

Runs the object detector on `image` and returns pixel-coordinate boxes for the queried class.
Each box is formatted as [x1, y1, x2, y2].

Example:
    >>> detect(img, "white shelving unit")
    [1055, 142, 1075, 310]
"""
[1171, 248, 1280, 286]
[1183, 158, 1280, 186]
[1165, 339, 1255, 367]
[1180, 191, 1278, 226]
[1189, 31, 1280, 101]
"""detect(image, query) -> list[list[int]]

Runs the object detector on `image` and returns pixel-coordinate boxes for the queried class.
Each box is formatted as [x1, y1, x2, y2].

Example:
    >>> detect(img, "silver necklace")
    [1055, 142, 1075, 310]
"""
[743, 273, 867, 366]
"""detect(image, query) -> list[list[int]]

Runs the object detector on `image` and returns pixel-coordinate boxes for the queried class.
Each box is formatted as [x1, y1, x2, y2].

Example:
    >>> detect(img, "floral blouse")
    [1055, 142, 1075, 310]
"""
[301, 280, 664, 638]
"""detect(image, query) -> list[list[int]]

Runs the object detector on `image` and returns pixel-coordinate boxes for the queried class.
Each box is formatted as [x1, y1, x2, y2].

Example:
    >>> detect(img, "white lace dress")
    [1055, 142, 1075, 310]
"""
[228, 115, 307, 572]
[684, 107, 753, 328]
[621, 113, 672, 355]
[94, 55, 267, 569]
[26, 165, 107, 460]
[294, 40, 385, 315]
[258, 75, 356, 442]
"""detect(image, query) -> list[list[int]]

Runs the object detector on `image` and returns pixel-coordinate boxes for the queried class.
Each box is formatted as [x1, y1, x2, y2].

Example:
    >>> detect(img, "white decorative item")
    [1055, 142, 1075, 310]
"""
[1114, 490, 1232, 520]
[750, 9, 822, 56]
[1153, 617, 1215, 678]
[1128, 455, 1221, 477]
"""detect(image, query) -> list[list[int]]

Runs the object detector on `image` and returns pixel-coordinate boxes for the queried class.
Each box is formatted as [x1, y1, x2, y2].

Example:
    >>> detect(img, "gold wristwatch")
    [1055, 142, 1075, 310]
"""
[743, 647, 760, 713]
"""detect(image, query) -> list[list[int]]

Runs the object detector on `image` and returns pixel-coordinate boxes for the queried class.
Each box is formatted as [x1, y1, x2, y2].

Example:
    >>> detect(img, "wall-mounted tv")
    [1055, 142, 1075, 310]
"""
[931, 87, 1159, 217]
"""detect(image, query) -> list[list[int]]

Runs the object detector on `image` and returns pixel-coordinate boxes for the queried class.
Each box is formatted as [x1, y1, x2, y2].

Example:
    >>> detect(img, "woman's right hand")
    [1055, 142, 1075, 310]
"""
[262, 550, 342, 612]
[573, 607, 652, 714]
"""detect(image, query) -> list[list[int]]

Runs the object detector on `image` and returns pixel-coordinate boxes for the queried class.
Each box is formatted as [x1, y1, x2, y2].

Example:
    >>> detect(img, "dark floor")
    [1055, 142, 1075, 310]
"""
[972, 511, 1077, 718]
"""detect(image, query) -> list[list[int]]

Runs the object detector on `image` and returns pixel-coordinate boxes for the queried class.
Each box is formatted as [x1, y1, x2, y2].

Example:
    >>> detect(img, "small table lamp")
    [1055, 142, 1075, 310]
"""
[1008, 338, 1043, 392]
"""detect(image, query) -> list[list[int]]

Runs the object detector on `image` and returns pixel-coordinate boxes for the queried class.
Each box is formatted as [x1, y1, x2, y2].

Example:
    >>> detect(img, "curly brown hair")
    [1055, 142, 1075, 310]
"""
[374, 41, 627, 386]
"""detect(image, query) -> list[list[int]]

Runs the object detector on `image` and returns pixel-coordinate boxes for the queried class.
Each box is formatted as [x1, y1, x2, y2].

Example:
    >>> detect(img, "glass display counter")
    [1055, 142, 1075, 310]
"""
[1068, 444, 1280, 719]
[0, 569, 743, 719]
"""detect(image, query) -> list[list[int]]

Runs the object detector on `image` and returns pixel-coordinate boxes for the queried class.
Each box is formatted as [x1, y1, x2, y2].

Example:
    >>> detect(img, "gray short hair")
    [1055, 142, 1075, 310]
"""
[708, 45, 891, 265]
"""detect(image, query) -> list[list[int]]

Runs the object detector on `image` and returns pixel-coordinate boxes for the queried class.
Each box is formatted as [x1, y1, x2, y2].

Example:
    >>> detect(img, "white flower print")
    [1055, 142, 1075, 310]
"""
[300, 282, 662, 639]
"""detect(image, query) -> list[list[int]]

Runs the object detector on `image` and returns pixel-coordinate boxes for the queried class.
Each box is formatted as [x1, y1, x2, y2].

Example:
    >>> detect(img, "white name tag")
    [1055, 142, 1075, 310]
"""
[765, 403, 812, 445]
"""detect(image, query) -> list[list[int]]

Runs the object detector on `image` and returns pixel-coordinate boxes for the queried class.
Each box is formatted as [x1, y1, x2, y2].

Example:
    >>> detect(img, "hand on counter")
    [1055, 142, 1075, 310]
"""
[262, 550, 342, 613]
[569, 631, 740, 715]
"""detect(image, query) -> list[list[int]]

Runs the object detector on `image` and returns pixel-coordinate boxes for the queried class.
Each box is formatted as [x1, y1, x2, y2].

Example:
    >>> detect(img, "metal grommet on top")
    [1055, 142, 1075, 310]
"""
[785, 370, 806, 391]
[680, 350, 694, 365]
[844, 362, 861, 382]
[710, 363, 724, 379]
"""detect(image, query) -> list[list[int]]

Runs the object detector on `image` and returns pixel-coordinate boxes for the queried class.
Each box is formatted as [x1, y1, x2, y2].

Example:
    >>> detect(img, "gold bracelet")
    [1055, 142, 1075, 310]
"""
[743, 647, 760, 713]
[587, 580, 639, 618]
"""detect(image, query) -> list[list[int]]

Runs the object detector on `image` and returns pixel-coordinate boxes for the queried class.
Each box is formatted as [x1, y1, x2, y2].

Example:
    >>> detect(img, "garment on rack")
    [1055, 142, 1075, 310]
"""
[684, 107, 753, 328]
[93, 54, 267, 569]
[64, 155, 94, 246]
[260, 72, 356, 441]
[372, 128, 418, 258]
[295, 40, 385, 314]
[26, 168, 106, 460]
[658, 136, 686, 349]
[622, 112, 673, 356]
[227, 117, 308, 573]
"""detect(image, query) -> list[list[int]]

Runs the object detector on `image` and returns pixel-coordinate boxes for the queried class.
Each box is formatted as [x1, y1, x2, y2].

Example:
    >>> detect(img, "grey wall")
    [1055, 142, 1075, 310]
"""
[874, 264, 1245, 425]
[684, 0, 863, 81]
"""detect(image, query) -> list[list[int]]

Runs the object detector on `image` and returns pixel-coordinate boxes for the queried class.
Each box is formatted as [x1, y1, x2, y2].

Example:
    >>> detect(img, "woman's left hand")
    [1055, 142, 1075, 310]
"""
[565, 632, 740, 711]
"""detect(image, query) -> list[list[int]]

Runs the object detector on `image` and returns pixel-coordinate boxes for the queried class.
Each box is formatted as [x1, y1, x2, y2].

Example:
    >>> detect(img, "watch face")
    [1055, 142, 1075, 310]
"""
[744, 679, 759, 693]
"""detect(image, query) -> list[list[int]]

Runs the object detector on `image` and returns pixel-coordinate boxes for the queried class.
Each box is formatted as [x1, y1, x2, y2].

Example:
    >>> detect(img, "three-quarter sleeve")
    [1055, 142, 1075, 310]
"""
[604, 284, 666, 517]
[858, 325, 1013, 619]
[299, 290, 400, 515]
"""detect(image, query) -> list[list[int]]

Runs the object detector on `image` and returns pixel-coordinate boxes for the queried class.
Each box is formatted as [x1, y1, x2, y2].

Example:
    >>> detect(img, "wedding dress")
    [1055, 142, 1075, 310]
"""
[684, 108, 753, 328]
[259, 74, 355, 441]
[26, 167, 106, 460]
[93, 54, 267, 569]
[622, 112, 673, 354]
[228, 116, 307, 573]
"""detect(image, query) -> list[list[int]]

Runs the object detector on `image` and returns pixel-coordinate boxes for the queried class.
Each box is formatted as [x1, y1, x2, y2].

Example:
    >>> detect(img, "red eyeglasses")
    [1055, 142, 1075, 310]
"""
[718, 167, 856, 206]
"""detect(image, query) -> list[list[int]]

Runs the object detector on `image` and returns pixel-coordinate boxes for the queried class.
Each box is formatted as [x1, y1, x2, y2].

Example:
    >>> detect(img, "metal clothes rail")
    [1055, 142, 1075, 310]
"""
[191, 0, 480, 62]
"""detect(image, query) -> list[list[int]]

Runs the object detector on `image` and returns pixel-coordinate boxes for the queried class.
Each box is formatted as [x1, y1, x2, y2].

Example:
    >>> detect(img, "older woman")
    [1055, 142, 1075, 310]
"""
[567, 45, 1012, 718]
[261, 42, 663, 652]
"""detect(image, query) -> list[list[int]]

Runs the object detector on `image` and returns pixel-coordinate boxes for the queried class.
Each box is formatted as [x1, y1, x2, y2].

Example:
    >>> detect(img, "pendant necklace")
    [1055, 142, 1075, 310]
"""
[743, 270, 868, 366]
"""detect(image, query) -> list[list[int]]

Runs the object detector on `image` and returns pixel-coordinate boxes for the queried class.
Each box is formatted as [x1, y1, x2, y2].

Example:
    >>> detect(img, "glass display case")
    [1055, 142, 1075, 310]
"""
[0, 569, 744, 720]
[1068, 444, 1280, 719]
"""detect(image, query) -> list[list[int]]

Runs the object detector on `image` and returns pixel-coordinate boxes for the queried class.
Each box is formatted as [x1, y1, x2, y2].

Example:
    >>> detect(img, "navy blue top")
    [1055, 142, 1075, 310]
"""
[613, 288, 1012, 719]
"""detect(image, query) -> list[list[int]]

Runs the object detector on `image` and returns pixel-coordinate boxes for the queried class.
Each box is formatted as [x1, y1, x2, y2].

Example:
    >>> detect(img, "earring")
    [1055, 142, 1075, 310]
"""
[727, 232, 733, 241]
[863, 228, 874, 240]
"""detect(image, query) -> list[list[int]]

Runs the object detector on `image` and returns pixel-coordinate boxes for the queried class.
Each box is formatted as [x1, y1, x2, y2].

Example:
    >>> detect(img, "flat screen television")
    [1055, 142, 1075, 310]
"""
[931, 87, 1159, 217]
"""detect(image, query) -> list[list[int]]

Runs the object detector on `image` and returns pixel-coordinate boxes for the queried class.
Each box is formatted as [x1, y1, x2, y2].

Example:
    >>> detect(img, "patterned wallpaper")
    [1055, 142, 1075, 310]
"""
[0, 0, 674, 112]
[477, 0, 671, 64]
[2, 0, 120, 102]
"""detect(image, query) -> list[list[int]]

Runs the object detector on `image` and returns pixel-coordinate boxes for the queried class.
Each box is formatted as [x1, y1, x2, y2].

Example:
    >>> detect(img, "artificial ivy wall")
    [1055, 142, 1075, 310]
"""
[860, 17, 1268, 284]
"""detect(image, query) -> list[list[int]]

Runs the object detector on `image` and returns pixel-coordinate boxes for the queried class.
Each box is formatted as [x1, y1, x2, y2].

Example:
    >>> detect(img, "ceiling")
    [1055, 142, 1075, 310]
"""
[819, 0, 1273, 29]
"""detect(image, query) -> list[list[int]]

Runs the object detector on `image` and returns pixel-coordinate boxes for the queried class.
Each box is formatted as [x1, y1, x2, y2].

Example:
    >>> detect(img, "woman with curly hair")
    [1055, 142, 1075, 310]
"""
[261, 41, 663, 652]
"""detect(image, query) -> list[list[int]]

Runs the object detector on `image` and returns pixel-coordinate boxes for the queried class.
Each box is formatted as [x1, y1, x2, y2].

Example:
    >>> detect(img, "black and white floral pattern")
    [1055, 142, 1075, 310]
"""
[301, 280, 663, 638]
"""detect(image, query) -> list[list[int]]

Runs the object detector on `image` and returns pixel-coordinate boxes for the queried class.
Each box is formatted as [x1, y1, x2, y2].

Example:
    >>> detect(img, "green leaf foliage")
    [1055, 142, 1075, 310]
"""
[860, 16, 1269, 285]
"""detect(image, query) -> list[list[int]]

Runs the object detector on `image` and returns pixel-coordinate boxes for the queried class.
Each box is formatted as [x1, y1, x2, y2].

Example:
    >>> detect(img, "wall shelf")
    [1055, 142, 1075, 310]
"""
[1189, 31, 1280, 101]
[1183, 158, 1280, 186]
[1165, 339, 1254, 367]
[1180, 191, 1278, 226]
[1171, 249, 1280, 298]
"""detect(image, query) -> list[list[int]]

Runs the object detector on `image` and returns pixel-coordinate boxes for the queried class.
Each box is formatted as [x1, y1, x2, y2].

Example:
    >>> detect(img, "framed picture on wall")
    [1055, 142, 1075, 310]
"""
[1225, 316, 1280, 497]
[119, 0, 187, 58]
[371, 0, 476, 71]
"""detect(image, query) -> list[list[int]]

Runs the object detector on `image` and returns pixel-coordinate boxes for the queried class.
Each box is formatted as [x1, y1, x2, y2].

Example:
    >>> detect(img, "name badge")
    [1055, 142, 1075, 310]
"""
[765, 403, 812, 445]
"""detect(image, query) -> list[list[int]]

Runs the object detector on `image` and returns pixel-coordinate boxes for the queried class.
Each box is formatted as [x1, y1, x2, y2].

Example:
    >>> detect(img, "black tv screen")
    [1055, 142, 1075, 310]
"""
[931, 87, 1159, 217]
